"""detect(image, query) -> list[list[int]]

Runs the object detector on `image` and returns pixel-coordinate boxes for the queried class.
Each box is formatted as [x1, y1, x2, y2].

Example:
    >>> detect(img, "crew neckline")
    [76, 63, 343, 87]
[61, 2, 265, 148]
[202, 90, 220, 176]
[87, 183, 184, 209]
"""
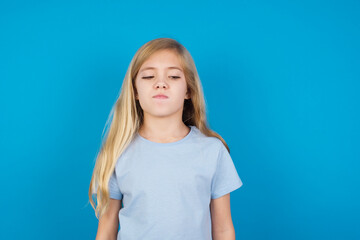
[136, 125, 194, 146]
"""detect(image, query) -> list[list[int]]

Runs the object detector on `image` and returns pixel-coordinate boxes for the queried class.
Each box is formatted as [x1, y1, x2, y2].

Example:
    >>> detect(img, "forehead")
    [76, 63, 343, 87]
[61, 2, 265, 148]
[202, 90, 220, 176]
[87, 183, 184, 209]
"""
[139, 50, 183, 72]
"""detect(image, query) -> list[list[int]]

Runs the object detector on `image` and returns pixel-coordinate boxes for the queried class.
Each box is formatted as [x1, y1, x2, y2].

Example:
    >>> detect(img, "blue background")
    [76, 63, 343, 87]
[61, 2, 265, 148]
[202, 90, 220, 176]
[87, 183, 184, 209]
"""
[1, 0, 359, 239]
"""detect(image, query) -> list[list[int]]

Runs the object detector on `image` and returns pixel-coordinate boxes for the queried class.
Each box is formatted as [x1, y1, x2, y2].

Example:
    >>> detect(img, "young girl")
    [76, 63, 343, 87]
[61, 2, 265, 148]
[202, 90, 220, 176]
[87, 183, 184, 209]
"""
[89, 37, 243, 240]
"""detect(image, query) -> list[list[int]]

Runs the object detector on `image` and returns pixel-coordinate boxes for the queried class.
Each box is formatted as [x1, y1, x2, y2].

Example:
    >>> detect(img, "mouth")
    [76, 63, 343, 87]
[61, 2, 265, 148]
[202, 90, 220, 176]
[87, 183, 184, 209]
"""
[153, 94, 169, 99]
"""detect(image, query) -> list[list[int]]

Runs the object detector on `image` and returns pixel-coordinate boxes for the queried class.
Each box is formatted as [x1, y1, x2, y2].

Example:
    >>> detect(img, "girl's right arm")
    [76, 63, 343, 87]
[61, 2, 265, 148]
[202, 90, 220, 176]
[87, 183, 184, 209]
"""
[95, 199, 122, 240]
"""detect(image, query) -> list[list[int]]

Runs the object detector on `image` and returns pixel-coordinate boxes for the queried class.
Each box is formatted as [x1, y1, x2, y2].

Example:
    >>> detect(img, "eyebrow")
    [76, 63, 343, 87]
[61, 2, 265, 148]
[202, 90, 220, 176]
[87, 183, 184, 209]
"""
[139, 66, 183, 73]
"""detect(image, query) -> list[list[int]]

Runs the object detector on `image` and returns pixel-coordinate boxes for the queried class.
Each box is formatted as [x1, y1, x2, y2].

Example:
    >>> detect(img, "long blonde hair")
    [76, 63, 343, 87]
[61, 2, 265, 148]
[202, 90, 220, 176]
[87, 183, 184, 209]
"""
[88, 37, 230, 219]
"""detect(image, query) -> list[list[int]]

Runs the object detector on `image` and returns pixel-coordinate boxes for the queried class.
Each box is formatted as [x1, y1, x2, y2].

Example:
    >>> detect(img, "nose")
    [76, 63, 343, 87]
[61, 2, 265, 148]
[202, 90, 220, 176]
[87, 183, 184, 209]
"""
[155, 82, 167, 89]
[154, 75, 168, 89]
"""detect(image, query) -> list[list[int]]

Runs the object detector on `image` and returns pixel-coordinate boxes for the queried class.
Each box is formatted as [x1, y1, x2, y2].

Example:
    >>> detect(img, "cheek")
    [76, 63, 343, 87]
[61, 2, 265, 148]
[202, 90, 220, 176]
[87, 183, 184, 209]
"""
[177, 82, 188, 95]
[135, 80, 148, 96]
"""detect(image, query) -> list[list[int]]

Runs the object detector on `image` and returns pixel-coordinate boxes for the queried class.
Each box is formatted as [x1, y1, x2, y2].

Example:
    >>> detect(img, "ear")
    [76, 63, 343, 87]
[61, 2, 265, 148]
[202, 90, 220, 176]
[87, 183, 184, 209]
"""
[134, 89, 139, 100]
[185, 90, 191, 100]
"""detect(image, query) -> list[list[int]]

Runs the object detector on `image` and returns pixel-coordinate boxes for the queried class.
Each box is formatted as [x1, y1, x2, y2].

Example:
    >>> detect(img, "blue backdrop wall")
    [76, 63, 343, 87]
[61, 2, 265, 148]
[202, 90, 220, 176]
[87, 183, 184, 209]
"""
[1, 0, 359, 239]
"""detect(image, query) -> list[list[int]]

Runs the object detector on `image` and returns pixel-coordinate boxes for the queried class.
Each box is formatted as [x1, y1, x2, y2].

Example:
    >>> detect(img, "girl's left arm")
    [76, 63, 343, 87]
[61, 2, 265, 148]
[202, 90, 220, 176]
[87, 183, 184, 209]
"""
[210, 193, 236, 240]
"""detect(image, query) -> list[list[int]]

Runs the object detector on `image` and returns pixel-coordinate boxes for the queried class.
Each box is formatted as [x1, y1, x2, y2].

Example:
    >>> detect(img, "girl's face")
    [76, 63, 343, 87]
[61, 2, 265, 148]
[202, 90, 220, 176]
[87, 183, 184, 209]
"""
[135, 49, 190, 119]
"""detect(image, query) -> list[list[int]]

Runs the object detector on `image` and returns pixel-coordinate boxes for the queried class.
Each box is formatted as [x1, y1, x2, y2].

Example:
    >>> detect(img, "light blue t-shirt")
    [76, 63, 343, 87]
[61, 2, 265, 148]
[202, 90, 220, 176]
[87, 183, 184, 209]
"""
[108, 125, 243, 240]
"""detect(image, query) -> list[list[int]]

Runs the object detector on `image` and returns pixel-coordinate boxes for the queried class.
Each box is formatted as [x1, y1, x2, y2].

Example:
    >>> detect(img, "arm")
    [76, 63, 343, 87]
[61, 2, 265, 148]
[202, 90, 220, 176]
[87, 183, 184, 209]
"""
[210, 193, 236, 240]
[95, 199, 122, 240]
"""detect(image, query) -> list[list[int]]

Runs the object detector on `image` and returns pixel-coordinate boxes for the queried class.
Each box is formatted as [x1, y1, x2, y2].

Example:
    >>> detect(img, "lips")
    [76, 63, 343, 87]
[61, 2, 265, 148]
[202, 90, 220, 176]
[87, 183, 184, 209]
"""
[153, 94, 168, 99]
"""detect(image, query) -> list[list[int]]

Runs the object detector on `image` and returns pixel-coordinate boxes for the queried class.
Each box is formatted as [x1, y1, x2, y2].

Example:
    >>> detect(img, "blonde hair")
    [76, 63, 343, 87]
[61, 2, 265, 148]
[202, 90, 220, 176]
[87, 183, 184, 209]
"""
[88, 37, 230, 219]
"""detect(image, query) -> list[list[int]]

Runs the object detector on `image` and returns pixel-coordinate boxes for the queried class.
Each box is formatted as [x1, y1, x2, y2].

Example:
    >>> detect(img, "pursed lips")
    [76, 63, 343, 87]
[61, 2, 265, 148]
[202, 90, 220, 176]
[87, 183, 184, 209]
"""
[153, 94, 168, 99]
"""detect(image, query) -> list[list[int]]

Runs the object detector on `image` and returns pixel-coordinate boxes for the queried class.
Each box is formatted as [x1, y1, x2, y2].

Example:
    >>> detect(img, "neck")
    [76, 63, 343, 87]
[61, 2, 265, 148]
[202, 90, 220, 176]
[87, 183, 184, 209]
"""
[138, 116, 190, 142]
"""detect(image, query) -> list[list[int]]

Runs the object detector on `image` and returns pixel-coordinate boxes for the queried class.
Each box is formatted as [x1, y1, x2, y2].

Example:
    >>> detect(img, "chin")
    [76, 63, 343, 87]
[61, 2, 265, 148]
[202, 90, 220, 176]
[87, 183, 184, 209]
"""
[150, 111, 173, 118]
[144, 108, 178, 118]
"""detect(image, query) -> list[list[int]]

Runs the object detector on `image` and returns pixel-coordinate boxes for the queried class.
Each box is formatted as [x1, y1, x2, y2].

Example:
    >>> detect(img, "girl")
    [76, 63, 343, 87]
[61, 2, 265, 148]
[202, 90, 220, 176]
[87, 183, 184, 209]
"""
[89, 37, 243, 240]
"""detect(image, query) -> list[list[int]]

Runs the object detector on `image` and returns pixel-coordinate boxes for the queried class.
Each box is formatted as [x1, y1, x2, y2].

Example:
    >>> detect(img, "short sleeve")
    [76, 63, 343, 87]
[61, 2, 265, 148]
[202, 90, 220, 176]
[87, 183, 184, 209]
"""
[211, 143, 243, 199]
[109, 170, 123, 200]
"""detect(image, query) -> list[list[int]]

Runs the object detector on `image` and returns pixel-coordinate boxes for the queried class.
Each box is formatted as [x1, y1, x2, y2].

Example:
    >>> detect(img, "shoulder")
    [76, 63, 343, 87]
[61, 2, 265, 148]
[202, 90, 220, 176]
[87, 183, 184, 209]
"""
[114, 138, 136, 167]
[190, 126, 225, 151]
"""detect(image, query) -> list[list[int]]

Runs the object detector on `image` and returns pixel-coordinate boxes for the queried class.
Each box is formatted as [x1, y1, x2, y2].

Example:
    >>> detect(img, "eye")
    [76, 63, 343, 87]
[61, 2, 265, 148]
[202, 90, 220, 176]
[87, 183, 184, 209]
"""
[170, 76, 180, 79]
[142, 76, 154, 79]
